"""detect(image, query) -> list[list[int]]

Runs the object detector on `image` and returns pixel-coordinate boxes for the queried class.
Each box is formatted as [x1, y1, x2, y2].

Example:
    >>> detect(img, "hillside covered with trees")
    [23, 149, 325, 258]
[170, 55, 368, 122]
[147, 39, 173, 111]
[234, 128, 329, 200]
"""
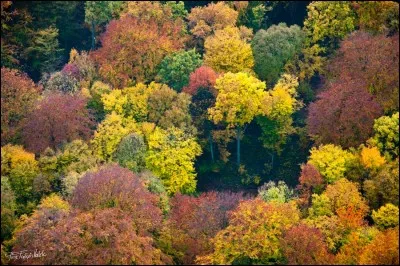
[1, 1, 399, 265]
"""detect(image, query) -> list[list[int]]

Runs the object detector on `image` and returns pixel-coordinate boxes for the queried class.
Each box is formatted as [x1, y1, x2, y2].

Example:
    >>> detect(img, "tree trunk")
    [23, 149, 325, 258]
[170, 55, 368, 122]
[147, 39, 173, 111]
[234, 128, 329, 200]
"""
[91, 20, 95, 50]
[236, 126, 241, 165]
[209, 132, 214, 162]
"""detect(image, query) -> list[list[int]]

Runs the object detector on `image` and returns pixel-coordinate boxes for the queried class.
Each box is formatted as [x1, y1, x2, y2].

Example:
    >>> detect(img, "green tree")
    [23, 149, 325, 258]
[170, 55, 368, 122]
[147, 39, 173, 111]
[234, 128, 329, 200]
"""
[157, 49, 202, 92]
[113, 133, 147, 173]
[165, 1, 188, 20]
[252, 23, 304, 85]
[1, 177, 16, 241]
[363, 160, 399, 209]
[84, 1, 120, 49]
[303, 1, 356, 51]
[1, 145, 40, 215]
[24, 26, 63, 76]
[147, 84, 193, 132]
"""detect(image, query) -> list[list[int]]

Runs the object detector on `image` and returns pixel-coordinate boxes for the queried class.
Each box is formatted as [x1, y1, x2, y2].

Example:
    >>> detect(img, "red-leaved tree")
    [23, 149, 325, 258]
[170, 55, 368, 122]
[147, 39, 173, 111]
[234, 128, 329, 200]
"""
[22, 92, 94, 154]
[163, 191, 247, 264]
[182, 66, 219, 96]
[281, 224, 334, 265]
[307, 78, 383, 148]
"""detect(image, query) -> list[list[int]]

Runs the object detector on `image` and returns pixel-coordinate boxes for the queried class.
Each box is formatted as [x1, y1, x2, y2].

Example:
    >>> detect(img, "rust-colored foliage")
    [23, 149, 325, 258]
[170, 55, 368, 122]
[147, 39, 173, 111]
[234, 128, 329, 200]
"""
[297, 163, 324, 207]
[281, 224, 334, 265]
[336, 206, 366, 230]
[1, 68, 41, 145]
[71, 164, 162, 235]
[327, 31, 399, 113]
[182, 66, 219, 96]
[22, 92, 94, 154]
[165, 191, 246, 264]
[13, 208, 171, 265]
[307, 78, 383, 148]
[92, 15, 185, 88]
[359, 227, 399, 265]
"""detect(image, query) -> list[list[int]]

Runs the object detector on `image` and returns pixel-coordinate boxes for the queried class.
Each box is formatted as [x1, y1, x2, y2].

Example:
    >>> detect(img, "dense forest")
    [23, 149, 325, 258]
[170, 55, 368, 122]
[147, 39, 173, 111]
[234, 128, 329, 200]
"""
[1, 1, 399, 265]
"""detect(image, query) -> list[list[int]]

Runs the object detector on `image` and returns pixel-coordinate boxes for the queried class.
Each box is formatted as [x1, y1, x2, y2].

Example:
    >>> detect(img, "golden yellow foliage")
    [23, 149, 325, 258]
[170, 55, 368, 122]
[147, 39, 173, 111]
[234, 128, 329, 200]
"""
[360, 146, 386, 169]
[204, 26, 254, 73]
[91, 112, 140, 161]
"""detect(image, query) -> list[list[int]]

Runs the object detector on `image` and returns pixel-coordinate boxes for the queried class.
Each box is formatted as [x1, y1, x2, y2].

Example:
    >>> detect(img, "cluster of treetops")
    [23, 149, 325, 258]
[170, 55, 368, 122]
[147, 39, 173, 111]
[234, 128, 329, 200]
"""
[1, 1, 399, 265]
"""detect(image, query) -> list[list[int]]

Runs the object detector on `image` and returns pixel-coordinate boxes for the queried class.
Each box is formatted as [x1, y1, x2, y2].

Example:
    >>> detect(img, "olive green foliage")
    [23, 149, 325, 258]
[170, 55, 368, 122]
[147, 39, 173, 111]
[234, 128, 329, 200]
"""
[258, 180, 294, 203]
[295, 1, 356, 80]
[139, 171, 170, 214]
[252, 23, 304, 85]
[25, 26, 63, 75]
[372, 203, 399, 230]
[62, 171, 85, 198]
[1, 145, 39, 214]
[165, 1, 188, 20]
[157, 49, 202, 92]
[147, 84, 193, 132]
[113, 133, 147, 173]
[303, 1, 356, 50]
[364, 160, 399, 209]
[39, 139, 98, 176]
[87, 81, 112, 122]
[1, 177, 16, 241]
[368, 112, 399, 160]
[308, 194, 334, 218]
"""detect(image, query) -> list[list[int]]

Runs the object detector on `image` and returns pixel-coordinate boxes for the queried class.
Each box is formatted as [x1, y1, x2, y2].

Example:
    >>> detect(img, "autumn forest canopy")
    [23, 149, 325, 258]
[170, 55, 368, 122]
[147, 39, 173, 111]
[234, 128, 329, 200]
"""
[1, 1, 399, 265]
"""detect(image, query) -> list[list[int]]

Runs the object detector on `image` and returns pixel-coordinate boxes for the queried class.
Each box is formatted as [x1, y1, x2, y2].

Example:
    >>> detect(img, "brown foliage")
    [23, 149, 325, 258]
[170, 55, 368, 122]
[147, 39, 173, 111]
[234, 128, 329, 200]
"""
[327, 31, 399, 113]
[92, 15, 185, 88]
[12, 208, 170, 265]
[71, 164, 162, 235]
[1, 68, 41, 144]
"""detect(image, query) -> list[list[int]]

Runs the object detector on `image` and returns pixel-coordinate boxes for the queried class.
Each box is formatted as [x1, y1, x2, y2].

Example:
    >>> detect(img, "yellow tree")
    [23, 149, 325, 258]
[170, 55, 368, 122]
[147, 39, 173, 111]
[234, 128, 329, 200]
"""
[208, 72, 266, 165]
[145, 127, 202, 195]
[91, 112, 140, 162]
[204, 26, 254, 73]
[196, 199, 300, 264]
